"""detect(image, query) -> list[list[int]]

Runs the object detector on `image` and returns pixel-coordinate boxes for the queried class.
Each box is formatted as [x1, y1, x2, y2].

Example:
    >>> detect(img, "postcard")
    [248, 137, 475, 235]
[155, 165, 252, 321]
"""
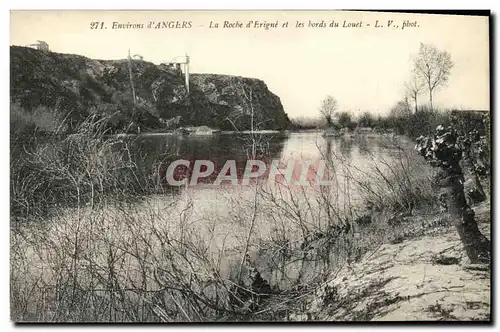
[9, 10, 491, 323]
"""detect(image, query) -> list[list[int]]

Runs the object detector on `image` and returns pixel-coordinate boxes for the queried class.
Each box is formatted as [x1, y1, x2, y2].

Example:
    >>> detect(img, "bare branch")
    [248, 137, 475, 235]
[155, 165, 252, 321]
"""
[413, 43, 454, 109]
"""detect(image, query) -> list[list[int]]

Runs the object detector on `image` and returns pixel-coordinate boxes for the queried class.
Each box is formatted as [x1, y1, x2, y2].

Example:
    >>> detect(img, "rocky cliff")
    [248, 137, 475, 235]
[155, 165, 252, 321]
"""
[10, 46, 291, 132]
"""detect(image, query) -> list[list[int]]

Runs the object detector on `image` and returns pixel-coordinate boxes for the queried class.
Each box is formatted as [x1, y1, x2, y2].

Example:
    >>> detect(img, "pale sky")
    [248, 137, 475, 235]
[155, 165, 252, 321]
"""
[10, 10, 490, 118]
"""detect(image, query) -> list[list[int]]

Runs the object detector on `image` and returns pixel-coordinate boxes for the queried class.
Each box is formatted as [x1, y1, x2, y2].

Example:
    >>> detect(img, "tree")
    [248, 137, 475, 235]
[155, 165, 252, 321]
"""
[336, 111, 353, 129]
[413, 43, 453, 110]
[358, 111, 375, 128]
[405, 72, 425, 113]
[416, 126, 490, 264]
[388, 100, 412, 135]
[319, 95, 338, 126]
[346, 120, 358, 132]
[389, 100, 412, 119]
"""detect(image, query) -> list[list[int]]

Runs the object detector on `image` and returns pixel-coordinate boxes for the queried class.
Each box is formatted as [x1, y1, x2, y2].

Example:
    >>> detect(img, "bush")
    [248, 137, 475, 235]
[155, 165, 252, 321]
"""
[10, 103, 66, 136]
[10, 110, 160, 223]
[352, 136, 436, 214]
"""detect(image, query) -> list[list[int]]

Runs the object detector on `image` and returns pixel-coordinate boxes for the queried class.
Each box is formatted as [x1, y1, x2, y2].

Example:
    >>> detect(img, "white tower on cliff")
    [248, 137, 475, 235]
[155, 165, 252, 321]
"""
[184, 54, 190, 94]
[168, 54, 190, 94]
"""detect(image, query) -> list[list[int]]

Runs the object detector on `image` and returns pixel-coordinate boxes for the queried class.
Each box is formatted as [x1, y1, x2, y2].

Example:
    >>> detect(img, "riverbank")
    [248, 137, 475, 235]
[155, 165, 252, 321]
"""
[286, 199, 491, 321]
[116, 126, 286, 138]
[115, 127, 392, 139]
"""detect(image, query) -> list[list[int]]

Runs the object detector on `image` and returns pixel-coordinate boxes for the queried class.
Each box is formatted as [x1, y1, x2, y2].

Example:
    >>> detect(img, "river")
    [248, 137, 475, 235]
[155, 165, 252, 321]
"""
[103, 131, 419, 289]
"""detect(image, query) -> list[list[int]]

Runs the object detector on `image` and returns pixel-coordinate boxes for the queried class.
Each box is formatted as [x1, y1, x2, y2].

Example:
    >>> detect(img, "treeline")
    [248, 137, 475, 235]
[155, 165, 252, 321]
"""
[356, 105, 452, 139]
[291, 105, 488, 140]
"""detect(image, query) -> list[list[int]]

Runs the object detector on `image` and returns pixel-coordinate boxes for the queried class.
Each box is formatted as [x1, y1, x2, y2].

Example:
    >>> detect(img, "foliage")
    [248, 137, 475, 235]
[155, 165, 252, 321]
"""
[415, 125, 462, 169]
[414, 123, 490, 264]
[357, 112, 375, 128]
[319, 95, 338, 126]
[289, 116, 326, 130]
[10, 103, 67, 137]
[382, 104, 451, 138]
[336, 111, 357, 131]
[10, 108, 163, 222]
[354, 137, 436, 214]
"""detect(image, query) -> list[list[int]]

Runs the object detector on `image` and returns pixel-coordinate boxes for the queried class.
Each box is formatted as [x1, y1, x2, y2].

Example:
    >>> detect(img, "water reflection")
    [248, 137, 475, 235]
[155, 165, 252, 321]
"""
[124, 133, 289, 186]
[338, 137, 354, 159]
[118, 132, 413, 194]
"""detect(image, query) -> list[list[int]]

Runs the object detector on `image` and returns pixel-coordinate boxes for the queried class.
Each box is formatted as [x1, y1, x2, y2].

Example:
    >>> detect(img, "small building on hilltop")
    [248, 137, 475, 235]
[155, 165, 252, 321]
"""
[26, 40, 49, 51]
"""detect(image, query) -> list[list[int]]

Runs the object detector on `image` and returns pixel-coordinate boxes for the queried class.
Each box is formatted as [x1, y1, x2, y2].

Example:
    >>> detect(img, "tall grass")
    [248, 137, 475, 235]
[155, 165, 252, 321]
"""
[10, 106, 164, 224]
[348, 136, 436, 214]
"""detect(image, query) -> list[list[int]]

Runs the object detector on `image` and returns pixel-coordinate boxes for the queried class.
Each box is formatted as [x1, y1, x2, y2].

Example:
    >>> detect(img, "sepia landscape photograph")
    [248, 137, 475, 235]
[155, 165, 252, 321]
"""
[9, 10, 491, 323]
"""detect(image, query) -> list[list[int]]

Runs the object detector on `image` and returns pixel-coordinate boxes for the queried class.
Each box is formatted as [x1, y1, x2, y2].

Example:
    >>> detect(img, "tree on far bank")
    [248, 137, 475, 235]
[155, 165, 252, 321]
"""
[390, 100, 412, 119]
[388, 100, 412, 134]
[319, 95, 338, 126]
[413, 43, 453, 110]
[405, 71, 425, 113]
[358, 111, 375, 128]
[336, 111, 355, 129]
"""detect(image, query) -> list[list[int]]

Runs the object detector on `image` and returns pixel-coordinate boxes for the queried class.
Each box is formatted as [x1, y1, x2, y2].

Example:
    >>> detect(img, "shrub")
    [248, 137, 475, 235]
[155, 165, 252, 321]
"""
[10, 103, 65, 136]
[351, 136, 436, 214]
[10, 110, 160, 223]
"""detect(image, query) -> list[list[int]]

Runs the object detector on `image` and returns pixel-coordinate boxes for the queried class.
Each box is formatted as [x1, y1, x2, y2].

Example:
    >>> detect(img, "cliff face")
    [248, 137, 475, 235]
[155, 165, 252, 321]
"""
[10, 46, 291, 132]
